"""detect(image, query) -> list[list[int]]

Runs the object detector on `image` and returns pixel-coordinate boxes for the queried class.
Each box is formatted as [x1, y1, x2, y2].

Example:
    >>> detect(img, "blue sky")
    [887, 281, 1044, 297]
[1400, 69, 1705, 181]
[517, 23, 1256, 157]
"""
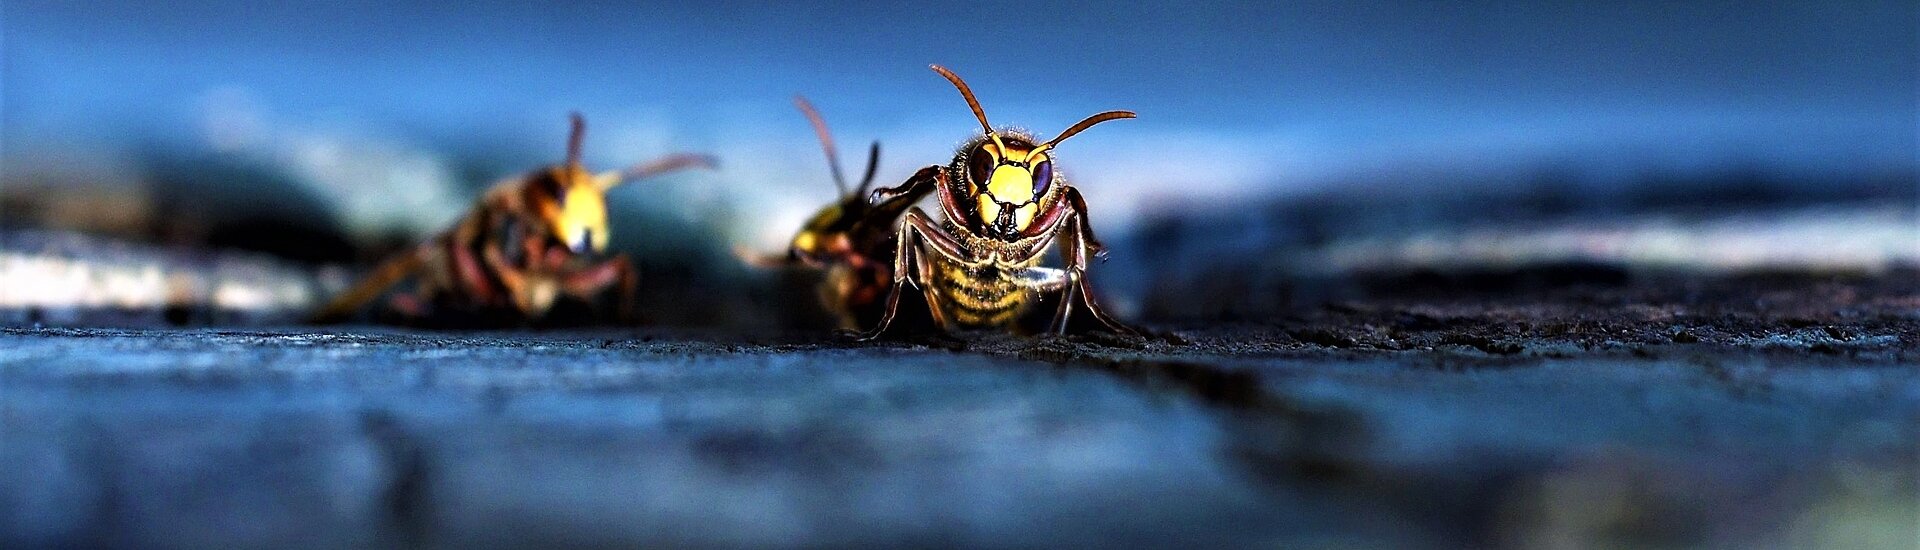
[4, 1, 1914, 242]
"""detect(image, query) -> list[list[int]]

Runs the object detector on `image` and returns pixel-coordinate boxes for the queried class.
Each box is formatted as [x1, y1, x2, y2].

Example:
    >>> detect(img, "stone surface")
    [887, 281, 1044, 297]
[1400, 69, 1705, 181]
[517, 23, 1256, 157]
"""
[2, 321, 1916, 548]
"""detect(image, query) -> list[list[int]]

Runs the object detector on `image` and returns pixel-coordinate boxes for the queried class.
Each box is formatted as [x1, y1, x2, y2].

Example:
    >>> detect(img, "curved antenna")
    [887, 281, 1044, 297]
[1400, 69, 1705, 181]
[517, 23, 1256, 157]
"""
[857, 141, 881, 195]
[793, 95, 848, 196]
[930, 64, 1006, 154]
[1030, 111, 1135, 157]
[620, 153, 717, 182]
[596, 153, 716, 191]
[566, 112, 586, 168]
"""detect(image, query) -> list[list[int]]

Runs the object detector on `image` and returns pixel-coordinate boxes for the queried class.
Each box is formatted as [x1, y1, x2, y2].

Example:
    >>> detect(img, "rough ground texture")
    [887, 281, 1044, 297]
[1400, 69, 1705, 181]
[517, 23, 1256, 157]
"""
[3, 273, 1917, 548]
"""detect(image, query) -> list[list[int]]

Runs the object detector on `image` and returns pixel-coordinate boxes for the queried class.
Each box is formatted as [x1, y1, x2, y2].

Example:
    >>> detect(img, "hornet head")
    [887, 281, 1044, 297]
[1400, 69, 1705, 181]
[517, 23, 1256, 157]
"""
[931, 65, 1133, 239]
[531, 113, 713, 254]
[787, 95, 882, 265]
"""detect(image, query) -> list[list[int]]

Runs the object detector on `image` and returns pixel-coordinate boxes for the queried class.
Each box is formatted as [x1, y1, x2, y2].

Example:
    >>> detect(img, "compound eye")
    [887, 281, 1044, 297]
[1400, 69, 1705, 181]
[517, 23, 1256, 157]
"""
[536, 174, 566, 206]
[967, 145, 995, 185]
[1031, 160, 1053, 196]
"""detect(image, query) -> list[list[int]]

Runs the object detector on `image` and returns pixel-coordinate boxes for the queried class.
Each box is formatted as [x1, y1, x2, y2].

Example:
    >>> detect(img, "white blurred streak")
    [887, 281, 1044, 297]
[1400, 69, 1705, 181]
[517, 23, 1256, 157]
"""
[282, 131, 464, 240]
[1068, 130, 1315, 233]
[711, 137, 833, 253]
[1309, 205, 1919, 274]
[197, 86, 268, 153]
[0, 232, 326, 322]
[194, 86, 466, 242]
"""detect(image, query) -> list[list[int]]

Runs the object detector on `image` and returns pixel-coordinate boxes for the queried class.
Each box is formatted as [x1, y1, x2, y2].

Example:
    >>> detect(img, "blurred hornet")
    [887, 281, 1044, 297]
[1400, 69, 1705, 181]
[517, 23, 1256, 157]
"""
[741, 96, 932, 330]
[312, 114, 712, 326]
[849, 65, 1138, 340]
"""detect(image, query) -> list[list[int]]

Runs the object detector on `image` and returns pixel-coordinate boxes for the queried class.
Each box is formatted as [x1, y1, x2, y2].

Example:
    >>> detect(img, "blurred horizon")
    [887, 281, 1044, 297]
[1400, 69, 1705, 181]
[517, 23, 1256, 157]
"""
[5, 1, 1915, 244]
[2, 1, 1916, 326]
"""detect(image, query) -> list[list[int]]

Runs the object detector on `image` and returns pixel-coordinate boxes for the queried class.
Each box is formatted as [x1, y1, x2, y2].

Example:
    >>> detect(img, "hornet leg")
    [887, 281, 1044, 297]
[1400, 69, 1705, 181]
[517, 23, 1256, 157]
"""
[848, 207, 968, 341]
[1049, 209, 1138, 335]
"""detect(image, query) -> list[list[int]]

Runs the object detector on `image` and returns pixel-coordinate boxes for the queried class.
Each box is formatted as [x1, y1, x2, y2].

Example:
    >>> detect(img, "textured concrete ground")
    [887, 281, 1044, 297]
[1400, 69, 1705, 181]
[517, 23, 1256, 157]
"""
[3, 306, 1916, 549]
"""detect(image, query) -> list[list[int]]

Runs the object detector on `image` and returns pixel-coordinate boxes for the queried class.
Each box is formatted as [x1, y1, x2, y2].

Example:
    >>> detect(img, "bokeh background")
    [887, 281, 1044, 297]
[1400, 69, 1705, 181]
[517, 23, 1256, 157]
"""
[3, 5, 1918, 548]
[2, 0, 1915, 326]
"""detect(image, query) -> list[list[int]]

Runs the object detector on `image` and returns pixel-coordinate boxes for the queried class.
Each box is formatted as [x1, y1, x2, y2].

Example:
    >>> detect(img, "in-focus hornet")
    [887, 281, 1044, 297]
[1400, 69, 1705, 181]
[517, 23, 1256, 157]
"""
[850, 64, 1138, 340]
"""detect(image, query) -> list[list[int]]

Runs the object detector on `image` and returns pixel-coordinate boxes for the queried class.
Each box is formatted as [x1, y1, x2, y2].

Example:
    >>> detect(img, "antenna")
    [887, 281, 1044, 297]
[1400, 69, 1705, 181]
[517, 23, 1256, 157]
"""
[931, 64, 1007, 154]
[794, 95, 848, 196]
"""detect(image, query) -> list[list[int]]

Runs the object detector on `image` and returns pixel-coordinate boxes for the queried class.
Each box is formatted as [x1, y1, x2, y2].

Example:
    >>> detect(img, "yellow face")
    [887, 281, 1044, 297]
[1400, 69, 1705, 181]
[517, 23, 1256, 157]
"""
[965, 138, 1055, 236]
[790, 205, 836, 259]
[927, 63, 1133, 239]
[788, 202, 860, 265]
[540, 165, 617, 254]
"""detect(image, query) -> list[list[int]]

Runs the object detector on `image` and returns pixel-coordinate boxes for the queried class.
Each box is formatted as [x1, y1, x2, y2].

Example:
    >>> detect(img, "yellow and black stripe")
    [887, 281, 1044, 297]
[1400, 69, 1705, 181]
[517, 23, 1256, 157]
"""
[930, 255, 1041, 328]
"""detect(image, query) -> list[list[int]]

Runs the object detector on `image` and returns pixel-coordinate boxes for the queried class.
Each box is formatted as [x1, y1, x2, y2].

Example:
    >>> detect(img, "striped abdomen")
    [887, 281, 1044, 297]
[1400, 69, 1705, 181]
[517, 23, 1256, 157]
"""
[932, 254, 1040, 328]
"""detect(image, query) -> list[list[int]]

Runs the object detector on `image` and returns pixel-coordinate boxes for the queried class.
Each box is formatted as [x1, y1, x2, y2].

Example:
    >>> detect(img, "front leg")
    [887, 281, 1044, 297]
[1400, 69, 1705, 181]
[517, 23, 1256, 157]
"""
[867, 165, 943, 209]
[849, 207, 968, 341]
[481, 241, 541, 317]
[1047, 209, 1138, 335]
[558, 254, 639, 323]
[1063, 187, 1109, 260]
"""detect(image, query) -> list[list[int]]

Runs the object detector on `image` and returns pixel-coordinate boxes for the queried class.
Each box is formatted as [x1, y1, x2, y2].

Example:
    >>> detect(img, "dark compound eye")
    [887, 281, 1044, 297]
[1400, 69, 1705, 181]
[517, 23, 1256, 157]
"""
[537, 174, 565, 204]
[1031, 160, 1053, 196]
[967, 146, 995, 185]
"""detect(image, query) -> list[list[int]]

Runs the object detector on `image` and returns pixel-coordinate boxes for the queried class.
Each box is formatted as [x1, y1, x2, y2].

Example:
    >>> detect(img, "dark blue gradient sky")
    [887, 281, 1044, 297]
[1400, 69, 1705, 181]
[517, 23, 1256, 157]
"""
[4, 1, 1914, 239]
